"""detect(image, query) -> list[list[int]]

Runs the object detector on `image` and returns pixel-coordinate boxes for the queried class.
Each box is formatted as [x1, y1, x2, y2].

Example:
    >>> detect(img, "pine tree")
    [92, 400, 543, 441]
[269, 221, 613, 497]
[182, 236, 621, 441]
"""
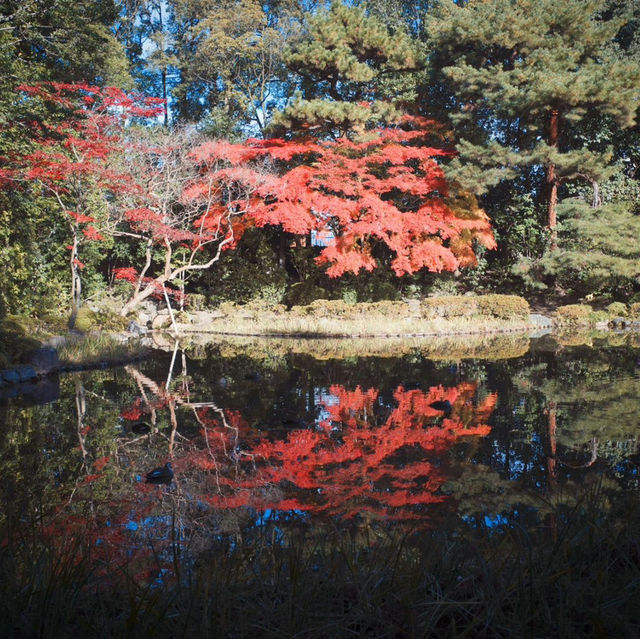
[427, 0, 640, 245]
[272, 2, 423, 137]
[538, 199, 640, 297]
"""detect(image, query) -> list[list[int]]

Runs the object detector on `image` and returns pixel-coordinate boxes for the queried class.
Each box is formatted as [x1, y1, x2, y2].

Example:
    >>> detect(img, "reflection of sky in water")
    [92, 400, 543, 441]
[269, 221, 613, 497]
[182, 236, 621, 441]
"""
[315, 387, 339, 423]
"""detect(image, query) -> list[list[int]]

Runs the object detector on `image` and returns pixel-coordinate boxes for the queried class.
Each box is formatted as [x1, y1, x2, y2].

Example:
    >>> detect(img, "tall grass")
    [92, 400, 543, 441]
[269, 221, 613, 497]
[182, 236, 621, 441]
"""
[2, 489, 639, 638]
[58, 334, 149, 368]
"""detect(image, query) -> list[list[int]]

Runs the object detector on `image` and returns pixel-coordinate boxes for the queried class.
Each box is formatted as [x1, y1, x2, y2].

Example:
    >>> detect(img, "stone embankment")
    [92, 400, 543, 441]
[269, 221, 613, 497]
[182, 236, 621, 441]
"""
[0, 346, 60, 403]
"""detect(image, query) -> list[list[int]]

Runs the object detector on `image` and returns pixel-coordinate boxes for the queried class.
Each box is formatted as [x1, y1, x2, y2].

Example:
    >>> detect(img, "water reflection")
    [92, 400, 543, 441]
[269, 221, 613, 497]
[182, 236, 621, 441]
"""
[183, 382, 495, 522]
[1, 337, 639, 578]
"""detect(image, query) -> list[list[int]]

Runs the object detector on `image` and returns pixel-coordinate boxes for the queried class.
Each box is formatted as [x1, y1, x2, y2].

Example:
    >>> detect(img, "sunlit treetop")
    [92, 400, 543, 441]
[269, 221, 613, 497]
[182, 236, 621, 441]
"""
[271, 2, 424, 137]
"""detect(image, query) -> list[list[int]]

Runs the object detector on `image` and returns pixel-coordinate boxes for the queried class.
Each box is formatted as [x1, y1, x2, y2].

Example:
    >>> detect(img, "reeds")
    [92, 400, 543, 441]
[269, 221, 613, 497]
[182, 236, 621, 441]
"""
[2, 488, 639, 638]
[58, 334, 149, 368]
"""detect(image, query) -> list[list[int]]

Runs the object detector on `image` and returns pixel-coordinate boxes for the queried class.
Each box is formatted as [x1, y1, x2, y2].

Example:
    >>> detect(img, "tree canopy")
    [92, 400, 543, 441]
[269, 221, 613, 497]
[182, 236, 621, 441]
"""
[2, 0, 640, 318]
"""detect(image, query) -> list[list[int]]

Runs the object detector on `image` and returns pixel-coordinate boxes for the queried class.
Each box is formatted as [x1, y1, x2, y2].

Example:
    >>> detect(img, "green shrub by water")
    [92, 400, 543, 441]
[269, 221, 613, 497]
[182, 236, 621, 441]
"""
[555, 304, 595, 326]
[606, 301, 628, 317]
[421, 294, 529, 321]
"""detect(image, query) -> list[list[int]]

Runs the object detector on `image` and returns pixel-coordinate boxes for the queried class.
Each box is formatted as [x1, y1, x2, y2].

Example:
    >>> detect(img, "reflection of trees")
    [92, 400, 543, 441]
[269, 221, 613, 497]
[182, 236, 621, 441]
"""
[457, 345, 640, 527]
[182, 383, 495, 523]
[5, 341, 640, 589]
[521, 348, 640, 476]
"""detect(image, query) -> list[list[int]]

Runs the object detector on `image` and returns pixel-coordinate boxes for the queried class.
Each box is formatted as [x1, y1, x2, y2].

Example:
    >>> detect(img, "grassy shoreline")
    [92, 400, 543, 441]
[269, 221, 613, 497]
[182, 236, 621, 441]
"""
[5, 294, 640, 370]
[160, 294, 538, 339]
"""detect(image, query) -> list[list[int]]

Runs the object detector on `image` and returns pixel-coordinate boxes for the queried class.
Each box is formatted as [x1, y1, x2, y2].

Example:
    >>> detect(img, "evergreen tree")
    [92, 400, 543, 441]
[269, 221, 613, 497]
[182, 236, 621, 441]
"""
[272, 1, 423, 137]
[427, 0, 640, 245]
[171, 0, 302, 135]
[537, 199, 640, 298]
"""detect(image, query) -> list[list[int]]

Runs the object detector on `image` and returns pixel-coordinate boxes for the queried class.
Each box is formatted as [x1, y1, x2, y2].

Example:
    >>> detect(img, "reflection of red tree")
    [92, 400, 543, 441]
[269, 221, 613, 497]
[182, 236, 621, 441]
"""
[31, 381, 496, 588]
[191, 383, 495, 522]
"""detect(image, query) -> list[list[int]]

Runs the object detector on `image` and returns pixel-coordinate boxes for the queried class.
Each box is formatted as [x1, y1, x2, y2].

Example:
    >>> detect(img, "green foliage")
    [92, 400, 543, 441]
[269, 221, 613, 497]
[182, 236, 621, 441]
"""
[0, 316, 41, 366]
[555, 304, 595, 326]
[606, 301, 628, 316]
[187, 294, 207, 311]
[173, 0, 299, 133]
[202, 228, 290, 307]
[341, 289, 358, 305]
[0, 2, 132, 318]
[272, 2, 423, 136]
[74, 308, 99, 332]
[421, 294, 529, 321]
[426, 0, 640, 252]
[285, 281, 330, 307]
[540, 199, 640, 297]
[428, 0, 640, 177]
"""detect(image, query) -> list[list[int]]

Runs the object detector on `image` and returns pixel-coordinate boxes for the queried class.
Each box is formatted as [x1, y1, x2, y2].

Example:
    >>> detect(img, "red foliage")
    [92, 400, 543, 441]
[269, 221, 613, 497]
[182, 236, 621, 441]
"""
[189, 115, 496, 276]
[182, 382, 495, 523]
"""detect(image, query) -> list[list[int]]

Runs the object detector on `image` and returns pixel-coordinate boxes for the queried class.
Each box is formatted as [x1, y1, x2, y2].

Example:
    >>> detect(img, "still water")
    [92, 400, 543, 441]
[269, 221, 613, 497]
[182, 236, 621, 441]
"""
[2, 333, 640, 575]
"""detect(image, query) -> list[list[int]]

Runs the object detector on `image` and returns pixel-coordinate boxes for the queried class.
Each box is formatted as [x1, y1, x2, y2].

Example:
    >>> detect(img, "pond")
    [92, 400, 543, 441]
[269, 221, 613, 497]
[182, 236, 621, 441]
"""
[1, 333, 640, 637]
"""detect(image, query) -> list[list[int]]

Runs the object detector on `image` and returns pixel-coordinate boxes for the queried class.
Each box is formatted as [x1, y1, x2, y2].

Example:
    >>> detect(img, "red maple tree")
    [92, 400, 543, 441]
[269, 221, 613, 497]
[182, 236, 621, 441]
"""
[6, 89, 495, 321]
[4, 83, 162, 324]
[113, 128, 278, 316]
[190, 115, 496, 277]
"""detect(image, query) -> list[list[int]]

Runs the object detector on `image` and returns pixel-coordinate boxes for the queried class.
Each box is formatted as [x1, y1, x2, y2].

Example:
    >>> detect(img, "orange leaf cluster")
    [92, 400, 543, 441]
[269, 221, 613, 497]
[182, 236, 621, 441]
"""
[189, 116, 496, 276]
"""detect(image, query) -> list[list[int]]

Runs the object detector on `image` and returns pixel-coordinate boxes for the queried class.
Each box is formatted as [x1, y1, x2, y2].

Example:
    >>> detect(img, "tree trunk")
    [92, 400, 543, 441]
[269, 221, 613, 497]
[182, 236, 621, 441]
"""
[69, 229, 81, 329]
[120, 281, 159, 317]
[591, 181, 601, 208]
[547, 400, 557, 489]
[546, 110, 560, 249]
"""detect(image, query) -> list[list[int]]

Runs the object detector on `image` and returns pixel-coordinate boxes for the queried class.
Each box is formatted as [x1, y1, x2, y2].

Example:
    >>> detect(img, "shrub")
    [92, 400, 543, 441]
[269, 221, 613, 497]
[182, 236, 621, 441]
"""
[555, 304, 594, 326]
[285, 282, 328, 307]
[421, 295, 529, 321]
[606, 302, 628, 317]
[629, 302, 640, 318]
[0, 316, 41, 365]
[187, 294, 207, 311]
[341, 289, 358, 305]
[216, 301, 238, 317]
[305, 299, 353, 318]
[476, 295, 530, 320]
[245, 299, 288, 315]
[590, 310, 609, 324]
[421, 296, 474, 319]
[74, 307, 98, 331]
[367, 301, 411, 318]
[95, 310, 129, 331]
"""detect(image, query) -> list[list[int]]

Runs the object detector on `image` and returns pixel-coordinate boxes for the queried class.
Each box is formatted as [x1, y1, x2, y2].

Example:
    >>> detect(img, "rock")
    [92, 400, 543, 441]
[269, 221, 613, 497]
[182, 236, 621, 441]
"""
[16, 365, 37, 382]
[1, 369, 20, 384]
[46, 336, 67, 348]
[136, 313, 153, 327]
[127, 320, 147, 335]
[30, 346, 59, 375]
[405, 299, 421, 314]
[151, 312, 172, 330]
[528, 313, 553, 328]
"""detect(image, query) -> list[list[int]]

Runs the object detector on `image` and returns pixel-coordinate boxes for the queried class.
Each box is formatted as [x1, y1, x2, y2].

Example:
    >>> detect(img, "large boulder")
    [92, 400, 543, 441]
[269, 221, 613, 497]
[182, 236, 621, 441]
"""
[30, 346, 60, 374]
